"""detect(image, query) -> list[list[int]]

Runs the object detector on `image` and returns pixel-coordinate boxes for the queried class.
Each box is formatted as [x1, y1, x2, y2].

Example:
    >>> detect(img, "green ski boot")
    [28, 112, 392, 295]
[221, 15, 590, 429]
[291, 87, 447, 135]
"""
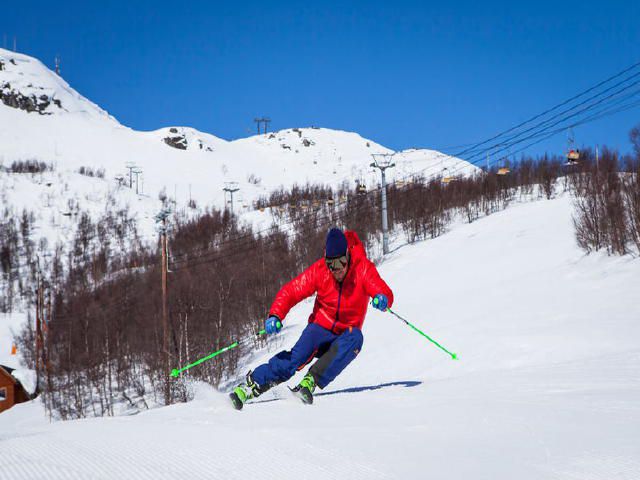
[229, 372, 262, 410]
[290, 372, 316, 405]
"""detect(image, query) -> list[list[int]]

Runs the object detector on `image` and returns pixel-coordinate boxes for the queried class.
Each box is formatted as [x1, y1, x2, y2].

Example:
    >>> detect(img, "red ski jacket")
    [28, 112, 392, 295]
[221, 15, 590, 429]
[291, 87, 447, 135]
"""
[269, 231, 394, 334]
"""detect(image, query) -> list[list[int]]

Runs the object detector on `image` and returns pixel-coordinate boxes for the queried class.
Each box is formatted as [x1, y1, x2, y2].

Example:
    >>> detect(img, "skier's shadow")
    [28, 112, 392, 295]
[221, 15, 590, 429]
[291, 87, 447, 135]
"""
[252, 380, 421, 405]
[317, 380, 422, 397]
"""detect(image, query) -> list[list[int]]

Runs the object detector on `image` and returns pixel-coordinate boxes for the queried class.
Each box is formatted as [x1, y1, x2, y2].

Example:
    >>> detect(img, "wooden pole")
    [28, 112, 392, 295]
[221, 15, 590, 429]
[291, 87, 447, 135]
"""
[161, 218, 170, 405]
[35, 280, 40, 382]
[35, 273, 43, 393]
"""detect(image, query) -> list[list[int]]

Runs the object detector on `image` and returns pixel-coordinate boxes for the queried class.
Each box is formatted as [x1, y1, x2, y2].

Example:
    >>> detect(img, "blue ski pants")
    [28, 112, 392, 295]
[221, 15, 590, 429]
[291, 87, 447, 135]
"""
[251, 323, 364, 389]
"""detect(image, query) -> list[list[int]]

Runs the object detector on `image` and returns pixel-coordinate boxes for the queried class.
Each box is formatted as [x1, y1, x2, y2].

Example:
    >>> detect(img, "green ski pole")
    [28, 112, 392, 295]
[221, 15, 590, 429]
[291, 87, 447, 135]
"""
[169, 324, 277, 378]
[373, 298, 458, 360]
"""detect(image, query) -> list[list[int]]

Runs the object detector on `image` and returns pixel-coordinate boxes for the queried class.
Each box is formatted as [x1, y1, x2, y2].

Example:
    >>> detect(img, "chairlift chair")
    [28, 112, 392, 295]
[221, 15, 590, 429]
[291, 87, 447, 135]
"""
[566, 149, 580, 166]
[441, 166, 455, 184]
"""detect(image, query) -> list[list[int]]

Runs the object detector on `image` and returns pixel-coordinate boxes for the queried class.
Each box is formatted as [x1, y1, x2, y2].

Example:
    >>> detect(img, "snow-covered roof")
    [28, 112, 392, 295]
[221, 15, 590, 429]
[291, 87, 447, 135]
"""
[0, 364, 36, 395]
[9, 368, 37, 395]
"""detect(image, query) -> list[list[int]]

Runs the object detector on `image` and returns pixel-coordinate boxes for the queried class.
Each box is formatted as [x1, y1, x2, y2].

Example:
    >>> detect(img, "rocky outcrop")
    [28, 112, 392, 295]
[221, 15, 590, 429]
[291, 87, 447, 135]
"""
[161, 128, 214, 151]
[0, 82, 62, 114]
[163, 134, 188, 150]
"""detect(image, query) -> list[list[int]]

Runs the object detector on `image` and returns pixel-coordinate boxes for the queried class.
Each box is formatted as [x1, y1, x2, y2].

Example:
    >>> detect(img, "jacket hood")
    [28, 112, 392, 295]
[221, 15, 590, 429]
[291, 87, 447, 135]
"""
[345, 230, 367, 264]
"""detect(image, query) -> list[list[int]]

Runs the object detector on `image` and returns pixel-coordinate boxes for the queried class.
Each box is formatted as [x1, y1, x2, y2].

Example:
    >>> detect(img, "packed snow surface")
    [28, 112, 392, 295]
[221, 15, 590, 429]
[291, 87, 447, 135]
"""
[2, 194, 639, 479]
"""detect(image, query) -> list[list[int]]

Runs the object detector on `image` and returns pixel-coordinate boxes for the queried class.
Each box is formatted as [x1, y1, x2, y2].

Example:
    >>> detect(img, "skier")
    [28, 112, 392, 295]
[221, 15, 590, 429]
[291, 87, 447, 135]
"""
[230, 227, 393, 409]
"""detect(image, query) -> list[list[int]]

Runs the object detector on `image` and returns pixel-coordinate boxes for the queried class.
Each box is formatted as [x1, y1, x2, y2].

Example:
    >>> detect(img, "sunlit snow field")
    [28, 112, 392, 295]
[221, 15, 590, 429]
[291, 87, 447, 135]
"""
[2, 194, 639, 479]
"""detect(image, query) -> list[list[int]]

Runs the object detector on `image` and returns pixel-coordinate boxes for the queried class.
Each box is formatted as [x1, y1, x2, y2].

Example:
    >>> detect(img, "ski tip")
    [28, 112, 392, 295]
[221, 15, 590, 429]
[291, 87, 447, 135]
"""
[451, 353, 458, 361]
[170, 369, 180, 377]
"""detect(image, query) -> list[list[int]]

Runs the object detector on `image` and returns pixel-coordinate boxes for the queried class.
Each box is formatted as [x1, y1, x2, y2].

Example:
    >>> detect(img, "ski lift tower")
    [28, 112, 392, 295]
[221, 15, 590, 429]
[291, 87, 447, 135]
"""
[223, 182, 240, 215]
[370, 153, 396, 255]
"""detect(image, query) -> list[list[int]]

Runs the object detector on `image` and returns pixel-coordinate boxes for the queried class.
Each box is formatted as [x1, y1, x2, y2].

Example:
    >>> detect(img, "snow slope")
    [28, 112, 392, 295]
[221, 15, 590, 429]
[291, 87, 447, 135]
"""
[2, 193, 639, 480]
[0, 47, 478, 216]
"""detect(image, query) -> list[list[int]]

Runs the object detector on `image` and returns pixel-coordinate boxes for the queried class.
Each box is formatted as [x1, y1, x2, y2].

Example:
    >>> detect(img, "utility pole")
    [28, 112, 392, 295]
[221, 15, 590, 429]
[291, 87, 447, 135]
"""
[253, 117, 271, 134]
[223, 183, 240, 215]
[155, 208, 172, 405]
[40, 278, 46, 373]
[125, 162, 137, 188]
[370, 153, 396, 255]
[133, 168, 143, 194]
[34, 260, 47, 395]
[35, 270, 41, 391]
[45, 281, 52, 408]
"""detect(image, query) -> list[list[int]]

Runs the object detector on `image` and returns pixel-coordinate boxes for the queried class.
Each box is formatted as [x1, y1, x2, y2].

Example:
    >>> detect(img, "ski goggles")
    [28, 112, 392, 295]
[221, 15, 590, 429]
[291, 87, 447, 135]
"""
[325, 253, 349, 272]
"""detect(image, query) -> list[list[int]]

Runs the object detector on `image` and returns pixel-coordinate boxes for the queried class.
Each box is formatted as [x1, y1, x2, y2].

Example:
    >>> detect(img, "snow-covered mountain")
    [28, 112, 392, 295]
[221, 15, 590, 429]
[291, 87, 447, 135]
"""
[0, 47, 479, 219]
[0, 50, 115, 120]
[2, 194, 639, 479]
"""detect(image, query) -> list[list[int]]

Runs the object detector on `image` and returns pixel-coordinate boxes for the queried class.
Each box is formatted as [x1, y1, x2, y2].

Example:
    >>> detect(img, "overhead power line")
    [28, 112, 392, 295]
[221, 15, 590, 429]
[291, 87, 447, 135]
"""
[167, 59, 640, 271]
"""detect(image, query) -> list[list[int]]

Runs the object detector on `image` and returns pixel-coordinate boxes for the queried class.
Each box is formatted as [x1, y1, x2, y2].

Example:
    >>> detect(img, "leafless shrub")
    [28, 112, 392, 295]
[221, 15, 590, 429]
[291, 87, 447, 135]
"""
[10, 159, 52, 174]
[570, 147, 634, 255]
[78, 166, 105, 178]
[247, 173, 261, 185]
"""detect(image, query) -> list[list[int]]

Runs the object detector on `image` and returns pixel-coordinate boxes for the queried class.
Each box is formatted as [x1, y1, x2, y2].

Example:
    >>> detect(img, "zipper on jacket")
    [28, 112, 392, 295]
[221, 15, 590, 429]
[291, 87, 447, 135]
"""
[332, 282, 343, 332]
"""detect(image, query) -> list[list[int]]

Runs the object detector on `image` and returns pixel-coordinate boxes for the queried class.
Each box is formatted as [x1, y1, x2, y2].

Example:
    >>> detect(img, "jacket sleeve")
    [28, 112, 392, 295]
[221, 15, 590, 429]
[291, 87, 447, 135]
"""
[362, 260, 394, 308]
[269, 260, 321, 321]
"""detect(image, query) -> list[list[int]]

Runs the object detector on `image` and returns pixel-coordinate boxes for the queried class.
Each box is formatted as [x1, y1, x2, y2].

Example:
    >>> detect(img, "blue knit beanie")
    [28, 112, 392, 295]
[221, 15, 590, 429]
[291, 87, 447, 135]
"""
[325, 228, 348, 258]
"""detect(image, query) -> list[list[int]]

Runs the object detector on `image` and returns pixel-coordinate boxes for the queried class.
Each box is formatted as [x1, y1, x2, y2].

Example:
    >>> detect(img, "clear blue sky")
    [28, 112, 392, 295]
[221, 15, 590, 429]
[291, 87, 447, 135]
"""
[5, 0, 640, 158]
